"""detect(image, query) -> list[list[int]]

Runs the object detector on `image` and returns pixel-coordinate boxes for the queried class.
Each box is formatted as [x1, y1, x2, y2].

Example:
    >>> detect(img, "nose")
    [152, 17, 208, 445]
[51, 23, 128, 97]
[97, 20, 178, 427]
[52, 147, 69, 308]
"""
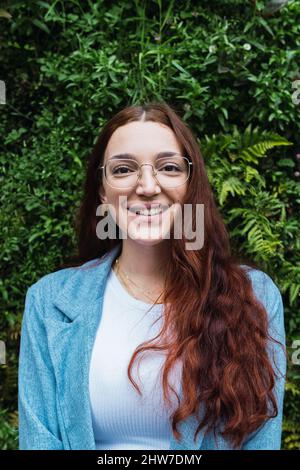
[135, 163, 161, 195]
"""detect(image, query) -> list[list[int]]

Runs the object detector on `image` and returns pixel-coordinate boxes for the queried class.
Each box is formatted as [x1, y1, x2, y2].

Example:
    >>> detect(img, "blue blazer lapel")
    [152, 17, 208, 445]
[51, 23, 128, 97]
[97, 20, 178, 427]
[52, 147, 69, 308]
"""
[48, 243, 121, 449]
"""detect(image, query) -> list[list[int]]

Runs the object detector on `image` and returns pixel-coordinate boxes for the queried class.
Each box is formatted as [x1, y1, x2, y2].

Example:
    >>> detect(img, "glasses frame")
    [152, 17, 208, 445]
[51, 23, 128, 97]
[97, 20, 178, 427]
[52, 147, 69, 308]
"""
[97, 154, 193, 189]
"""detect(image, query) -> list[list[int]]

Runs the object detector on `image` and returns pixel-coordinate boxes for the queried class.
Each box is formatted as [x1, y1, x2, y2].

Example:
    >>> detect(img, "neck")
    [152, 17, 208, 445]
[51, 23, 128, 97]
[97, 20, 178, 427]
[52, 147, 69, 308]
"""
[116, 239, 170, 282]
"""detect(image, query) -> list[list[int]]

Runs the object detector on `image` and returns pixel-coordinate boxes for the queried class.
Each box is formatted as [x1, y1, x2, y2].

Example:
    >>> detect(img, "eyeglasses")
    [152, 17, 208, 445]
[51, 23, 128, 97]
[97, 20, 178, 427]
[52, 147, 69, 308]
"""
[98, 154, 193, 189]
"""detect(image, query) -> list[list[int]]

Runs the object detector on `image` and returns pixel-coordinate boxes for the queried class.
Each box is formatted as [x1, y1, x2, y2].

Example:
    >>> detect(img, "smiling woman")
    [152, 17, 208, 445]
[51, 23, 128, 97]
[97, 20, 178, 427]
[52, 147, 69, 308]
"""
[18, 101, 287, 450]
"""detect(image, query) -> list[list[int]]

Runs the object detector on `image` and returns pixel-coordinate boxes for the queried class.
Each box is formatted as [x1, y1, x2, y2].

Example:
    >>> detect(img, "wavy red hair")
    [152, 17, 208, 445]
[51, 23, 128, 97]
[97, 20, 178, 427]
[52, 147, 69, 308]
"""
[59, 101, 286, 449]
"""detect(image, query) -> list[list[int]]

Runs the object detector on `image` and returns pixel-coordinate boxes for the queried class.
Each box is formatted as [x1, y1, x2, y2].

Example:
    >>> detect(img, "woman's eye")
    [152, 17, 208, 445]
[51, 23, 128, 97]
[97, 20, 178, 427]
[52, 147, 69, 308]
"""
[113, 166, 133, 174]
[159, 164, 179, 172]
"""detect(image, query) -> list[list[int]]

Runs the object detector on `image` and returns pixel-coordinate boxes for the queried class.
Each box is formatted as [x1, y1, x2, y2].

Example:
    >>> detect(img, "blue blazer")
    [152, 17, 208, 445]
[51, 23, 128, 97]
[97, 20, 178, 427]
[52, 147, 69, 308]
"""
[18, 243, 286, 450]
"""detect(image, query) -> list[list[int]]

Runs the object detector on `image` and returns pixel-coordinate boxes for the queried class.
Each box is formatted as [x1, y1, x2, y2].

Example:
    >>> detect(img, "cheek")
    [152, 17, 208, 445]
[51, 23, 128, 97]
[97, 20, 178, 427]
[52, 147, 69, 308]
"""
[106, 192, 130, 223]
[103, 188, 123, 206]
[169, 186, 187, 206]
[169, 187, 188, 223]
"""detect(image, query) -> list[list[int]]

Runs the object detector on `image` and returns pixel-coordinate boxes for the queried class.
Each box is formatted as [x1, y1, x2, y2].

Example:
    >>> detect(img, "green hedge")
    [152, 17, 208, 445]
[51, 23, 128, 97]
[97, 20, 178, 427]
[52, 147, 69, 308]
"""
[0, 0, 299, 450]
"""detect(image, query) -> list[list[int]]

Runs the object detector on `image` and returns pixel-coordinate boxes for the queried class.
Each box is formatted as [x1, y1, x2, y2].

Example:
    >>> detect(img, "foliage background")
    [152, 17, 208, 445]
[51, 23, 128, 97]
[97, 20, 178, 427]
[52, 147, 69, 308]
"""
[0, 0, 299, 450]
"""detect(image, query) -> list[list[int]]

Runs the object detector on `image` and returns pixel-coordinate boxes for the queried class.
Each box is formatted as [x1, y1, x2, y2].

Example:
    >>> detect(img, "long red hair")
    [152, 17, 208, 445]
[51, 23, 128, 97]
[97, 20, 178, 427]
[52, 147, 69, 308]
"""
[59, 101, 286, 449]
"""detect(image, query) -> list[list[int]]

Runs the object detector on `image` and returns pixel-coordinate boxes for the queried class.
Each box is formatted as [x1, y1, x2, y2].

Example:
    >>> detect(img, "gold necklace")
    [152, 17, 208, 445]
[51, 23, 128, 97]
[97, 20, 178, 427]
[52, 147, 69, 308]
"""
[117, 267, 161, 304]
[113, 257, 164, 304]
[114, 258, 164, 303]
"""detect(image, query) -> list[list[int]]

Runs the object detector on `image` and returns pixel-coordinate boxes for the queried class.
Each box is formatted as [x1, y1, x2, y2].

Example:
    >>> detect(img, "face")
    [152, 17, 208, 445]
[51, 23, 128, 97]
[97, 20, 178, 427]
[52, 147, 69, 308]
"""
[99, 121, 188, 246]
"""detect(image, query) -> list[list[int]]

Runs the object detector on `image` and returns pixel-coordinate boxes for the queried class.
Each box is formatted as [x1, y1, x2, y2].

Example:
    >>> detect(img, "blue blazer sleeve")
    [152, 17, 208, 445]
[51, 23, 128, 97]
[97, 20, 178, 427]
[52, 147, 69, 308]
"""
[242, 274, 287, 449]
[18, 284, 64, 450]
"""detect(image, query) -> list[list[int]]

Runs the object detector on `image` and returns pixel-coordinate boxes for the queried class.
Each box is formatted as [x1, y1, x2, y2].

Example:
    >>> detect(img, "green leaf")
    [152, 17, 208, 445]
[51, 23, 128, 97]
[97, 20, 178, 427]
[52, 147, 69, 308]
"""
[32, 18, 50, 34]
[171, 60, 189, 75]
[0, 9, 12, 19]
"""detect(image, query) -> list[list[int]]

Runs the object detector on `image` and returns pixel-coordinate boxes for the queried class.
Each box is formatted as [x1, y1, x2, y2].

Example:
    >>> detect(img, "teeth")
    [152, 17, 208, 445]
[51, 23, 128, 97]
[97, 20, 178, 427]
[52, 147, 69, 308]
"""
[128, 206, 165, 216]
[137, 207, 162, 216]
[128, 205, 170, 216]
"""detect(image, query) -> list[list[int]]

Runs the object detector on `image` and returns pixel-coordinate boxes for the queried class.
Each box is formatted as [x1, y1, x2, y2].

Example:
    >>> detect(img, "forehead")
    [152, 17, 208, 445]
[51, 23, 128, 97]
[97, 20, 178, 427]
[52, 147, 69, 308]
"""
[104, 121, 183, 159]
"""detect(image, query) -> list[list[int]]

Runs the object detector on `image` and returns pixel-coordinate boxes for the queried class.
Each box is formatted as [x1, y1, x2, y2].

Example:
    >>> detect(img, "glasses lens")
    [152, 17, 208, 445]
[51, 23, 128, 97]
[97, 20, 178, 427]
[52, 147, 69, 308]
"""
[154, 156, 190, 188]
[104, 155, 191, 189]
[105, 159, 139, 189]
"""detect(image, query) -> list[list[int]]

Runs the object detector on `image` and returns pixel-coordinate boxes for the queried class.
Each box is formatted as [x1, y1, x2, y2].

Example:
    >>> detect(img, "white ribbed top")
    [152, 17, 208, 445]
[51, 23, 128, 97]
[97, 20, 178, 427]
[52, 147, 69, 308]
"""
[88, 267, 182, 450]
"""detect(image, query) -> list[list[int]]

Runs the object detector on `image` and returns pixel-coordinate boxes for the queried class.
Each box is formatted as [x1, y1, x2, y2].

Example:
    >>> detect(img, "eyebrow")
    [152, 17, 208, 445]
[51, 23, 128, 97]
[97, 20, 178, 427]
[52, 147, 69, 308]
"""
[107, 151, 181, 161]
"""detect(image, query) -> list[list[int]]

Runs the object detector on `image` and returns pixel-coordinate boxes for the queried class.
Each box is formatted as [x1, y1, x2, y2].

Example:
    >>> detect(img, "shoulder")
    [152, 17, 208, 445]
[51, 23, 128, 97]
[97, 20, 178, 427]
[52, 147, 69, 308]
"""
[23, 258, 102, 320]
[28, 258, 100, 293]
[22, 245, 122, 326]
[240, 264, 285, 338]
[241, 264, 282, 308]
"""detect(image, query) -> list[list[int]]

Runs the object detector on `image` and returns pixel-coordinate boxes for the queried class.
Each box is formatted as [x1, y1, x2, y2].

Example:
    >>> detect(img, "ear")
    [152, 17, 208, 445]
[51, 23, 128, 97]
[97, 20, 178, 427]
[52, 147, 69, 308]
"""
[99, 190, 108, 204]
[98, 183, 107, 203]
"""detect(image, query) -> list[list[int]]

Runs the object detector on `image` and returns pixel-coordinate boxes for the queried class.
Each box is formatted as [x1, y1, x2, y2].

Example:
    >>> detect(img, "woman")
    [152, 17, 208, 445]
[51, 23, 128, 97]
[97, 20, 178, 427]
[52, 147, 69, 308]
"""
[18, 101, 287, 450]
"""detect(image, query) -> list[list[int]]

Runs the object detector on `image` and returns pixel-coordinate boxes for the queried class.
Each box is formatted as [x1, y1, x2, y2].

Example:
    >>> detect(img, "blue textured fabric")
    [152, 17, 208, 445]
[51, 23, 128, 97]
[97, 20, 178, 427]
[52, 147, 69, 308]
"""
[18, 243, 286, 450]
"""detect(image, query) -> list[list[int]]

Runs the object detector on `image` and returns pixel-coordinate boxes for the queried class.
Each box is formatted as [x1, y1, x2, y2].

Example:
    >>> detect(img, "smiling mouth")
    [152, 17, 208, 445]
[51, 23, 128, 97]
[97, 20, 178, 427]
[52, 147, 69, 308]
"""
[127, 205, 170, 217]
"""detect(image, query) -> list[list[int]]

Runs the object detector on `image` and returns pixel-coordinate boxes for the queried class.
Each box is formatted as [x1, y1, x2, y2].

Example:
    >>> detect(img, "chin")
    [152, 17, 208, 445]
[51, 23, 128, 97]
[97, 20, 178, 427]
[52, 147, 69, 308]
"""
[115, 210, 172, 241]
[127, 236, 166, 247]
[126, 225, 171, 245]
